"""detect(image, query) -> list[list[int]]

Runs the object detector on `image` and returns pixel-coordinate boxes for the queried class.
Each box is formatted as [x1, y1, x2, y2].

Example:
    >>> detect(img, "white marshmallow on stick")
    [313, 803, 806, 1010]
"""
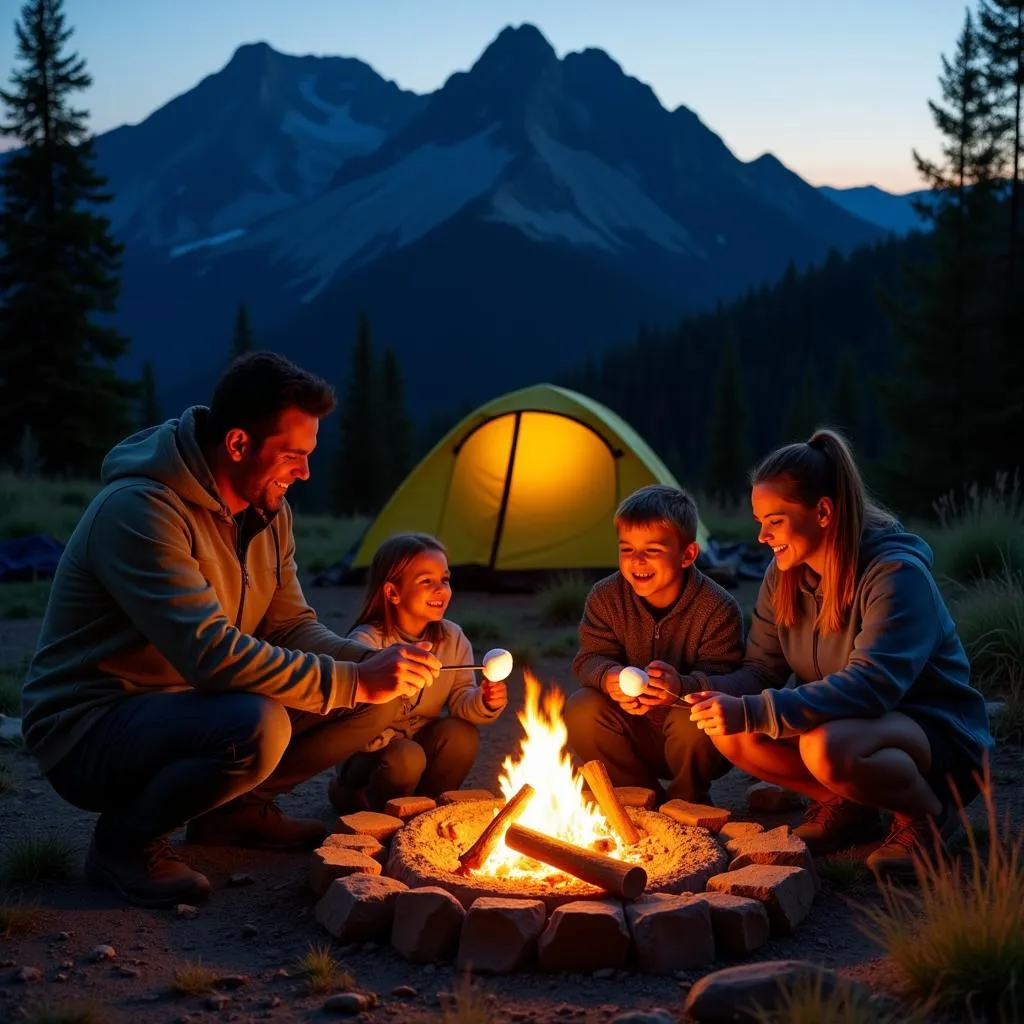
[618, 666, 649, 697]
[481, 648, 514, 682]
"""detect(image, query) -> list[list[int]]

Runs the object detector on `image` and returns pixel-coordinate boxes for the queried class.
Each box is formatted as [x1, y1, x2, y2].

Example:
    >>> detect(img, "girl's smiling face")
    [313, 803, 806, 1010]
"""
[385, 549, 452, 637]
[752, 481, 832, 576]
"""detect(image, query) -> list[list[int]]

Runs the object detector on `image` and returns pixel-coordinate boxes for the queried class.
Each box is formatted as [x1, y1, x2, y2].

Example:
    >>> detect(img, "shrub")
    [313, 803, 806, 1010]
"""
[294, 942, 352, 994]
[433, 974, 497, 1024]
[292, 513, 369, 576]
[0, 834, 77, 888]
[696, 492, 757, 544]
[952, 568, 1024, 684]
[861, 766, 1024, 1020]
[989, 669, 1024, 748]
[0, 472, 99, 544]
[460, 615, 504, 644]
[815, 856, 871, 892]
[749, 971, 911, 1023]
[25, 1001, 108, 1024]
[538, 573, 590, 627]
[170, 959, 218, 996]
[541, 633, 577, 658]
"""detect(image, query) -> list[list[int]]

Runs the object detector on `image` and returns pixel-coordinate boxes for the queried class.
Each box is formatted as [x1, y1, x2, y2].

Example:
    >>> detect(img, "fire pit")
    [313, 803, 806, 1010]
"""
[387, 675, 729, 908]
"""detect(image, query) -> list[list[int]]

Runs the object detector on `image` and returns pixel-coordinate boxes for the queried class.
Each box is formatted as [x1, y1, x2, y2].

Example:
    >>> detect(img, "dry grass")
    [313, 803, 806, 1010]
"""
[433, 974, 497, 1024]
[0, 472, 97, 544]
[0, 900, 42, 937]
[294, 942, 352, 994]
[816, 856, 871, 892]
[748, 970, 913, 1023]
[25, 1001, 109, 1024]
[861, 767, 1024, 1020]
[169, 959, 218, 996]
[0, 833, 77, 888]
[292, 513, 369, 576]
[537, 573, 590, 627]
[953, 568, 1024, 683]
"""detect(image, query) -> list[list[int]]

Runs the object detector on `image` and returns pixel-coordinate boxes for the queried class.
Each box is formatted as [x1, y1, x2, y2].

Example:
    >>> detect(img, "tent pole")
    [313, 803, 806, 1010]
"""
[489, 411, 522, 571]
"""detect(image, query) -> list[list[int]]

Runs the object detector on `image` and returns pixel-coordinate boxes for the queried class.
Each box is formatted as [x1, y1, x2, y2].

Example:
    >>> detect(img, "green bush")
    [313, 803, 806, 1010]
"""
[460, 615, 504, 644]
[0, 473, 99, 544]
[952, 569, 1024, 684]
[538, 573, 591, 627]
[291, 513, 369, 576]
[696, 492, 756, 543]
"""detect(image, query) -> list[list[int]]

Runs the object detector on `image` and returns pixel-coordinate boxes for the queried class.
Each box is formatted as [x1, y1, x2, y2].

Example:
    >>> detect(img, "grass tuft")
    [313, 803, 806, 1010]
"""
[748, 971, 912, 1023]
[0, 900, 42, 937]
[294, 942, 352, 994]
[860, 764, 1024, 1020]
[816, 856, 871, 891]
[537, 573, 591, 627]
[25, 1000, 109, 1024]
[0, 834, 77, 888]
[169, 959, 218, 996]
[433, 974, 497, 1024]
[952, 568, 1024, 683]
[459, 615, 504, 644]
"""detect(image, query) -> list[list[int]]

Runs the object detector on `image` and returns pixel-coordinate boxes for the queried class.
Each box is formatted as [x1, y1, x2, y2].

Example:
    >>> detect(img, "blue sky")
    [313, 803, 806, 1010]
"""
[1, 0, 971, 192]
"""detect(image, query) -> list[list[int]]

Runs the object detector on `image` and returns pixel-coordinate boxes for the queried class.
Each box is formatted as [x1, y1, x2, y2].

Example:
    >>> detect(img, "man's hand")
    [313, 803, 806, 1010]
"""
[603, 667, 648, 716]
[481, 679, 507, 711]
[685, 690, 745, 736]
[354, 642, 441, 705]
[639, 660, 683, 708]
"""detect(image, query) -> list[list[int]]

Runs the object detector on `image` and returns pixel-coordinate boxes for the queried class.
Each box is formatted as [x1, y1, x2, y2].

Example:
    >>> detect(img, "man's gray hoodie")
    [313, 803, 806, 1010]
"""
[712, 525, 993, 768]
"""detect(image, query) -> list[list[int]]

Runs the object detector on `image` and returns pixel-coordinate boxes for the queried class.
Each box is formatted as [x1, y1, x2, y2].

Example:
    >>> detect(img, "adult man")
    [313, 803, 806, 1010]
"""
[21, 352, 439, 908]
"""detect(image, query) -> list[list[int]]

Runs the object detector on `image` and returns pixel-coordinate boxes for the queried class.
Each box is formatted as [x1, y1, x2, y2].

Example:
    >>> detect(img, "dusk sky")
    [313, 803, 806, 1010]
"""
[1, 0, 969, 193]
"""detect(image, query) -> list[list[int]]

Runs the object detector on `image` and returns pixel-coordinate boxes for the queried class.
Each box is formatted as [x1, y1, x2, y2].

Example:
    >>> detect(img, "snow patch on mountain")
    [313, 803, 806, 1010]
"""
[170, 228, 248, 258]
[236, 128, 515, 301]
[282, 75, 387, 150]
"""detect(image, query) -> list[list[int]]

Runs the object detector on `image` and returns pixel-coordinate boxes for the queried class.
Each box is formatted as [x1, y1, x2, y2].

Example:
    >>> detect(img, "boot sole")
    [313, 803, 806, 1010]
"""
[85, 857, 210, 909]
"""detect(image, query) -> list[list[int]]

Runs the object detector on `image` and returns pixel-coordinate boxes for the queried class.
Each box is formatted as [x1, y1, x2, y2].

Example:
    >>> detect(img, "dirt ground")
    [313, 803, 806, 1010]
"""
[1, 582, 1021, 1024]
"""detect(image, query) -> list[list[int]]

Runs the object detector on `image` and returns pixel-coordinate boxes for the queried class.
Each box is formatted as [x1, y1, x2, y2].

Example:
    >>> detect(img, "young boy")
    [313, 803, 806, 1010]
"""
[564, 485, 744, 805]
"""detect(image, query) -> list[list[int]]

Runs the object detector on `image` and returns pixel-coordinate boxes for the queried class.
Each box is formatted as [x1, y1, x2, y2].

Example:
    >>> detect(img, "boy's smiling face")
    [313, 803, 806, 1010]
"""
[617, 520, 699, 609]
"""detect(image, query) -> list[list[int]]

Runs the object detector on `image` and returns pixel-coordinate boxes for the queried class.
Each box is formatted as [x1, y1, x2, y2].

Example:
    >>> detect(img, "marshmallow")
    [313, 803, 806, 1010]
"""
[618, 666, 649, 697]
[481, 648, 514, 683]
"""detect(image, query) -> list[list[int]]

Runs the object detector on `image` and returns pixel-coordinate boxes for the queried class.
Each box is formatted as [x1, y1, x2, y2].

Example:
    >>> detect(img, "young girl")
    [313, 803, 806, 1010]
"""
[685, 429, 994, 880]
[328, 533, 507, 812]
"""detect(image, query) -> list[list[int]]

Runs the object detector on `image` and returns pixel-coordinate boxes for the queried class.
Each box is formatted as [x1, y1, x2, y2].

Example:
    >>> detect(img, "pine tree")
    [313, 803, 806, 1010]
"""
[333, 312, 382, 516]
[139, 359, 161, 429]
[377, 346, 412, 505]
[705, 331, 751, 504]
[231, 303, 254, 360]
[785, 360, 822, 444]
[830, 347, 864, 446]
[0, 0, 136, 474]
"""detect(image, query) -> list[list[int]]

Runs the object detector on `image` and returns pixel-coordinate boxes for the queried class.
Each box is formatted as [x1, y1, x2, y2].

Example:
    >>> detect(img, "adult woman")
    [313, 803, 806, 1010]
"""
[686, 429, 993, 879]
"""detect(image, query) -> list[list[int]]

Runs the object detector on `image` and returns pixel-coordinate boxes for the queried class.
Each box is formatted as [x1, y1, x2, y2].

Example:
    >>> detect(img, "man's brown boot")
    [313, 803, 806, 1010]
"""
[794, 798, 884, 854]
[867, 803, 963, 882]
[85, 835, 210, 908]
[185, 795, 326, 851]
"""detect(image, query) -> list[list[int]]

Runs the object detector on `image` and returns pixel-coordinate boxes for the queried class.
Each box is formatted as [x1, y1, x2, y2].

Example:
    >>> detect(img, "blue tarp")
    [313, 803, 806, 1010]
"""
[0, 533, 64, 582]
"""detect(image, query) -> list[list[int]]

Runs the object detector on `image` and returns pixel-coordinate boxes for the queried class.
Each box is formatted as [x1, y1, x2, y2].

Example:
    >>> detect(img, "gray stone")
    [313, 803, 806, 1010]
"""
[456, 897, 546, 973]
[706, 864, 815, 935]
[624, 893, 715, 974]
[608, 1011, 676, 1024]
[725, 826, 816, 875]
[174, 903, 199, 919]
[659, 799, 732, 833]
[392, 984, 417, 997]
[227, 873, 254, 887]
[745, 781, 804, 813]
[699, 892, 770, 958]
[324, 992, 376, 1014]
[310, 844, 382, 897]
[537, 899, 630, 973]
[717, 821, 765, 842]
[315, 874, 408, 941]
[384, 796, 437, 820]
[391, 886, 465, 964]
[205, 994, 230, 1011]
[90, 945, 117, 962]
[15, 966, 42, 983]
[321, 831, 387, 865]
[334, 811, 405, 843]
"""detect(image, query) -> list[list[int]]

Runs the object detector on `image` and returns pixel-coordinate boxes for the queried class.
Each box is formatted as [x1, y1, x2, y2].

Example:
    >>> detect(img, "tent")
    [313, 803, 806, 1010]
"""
[349, 383, 709, 576]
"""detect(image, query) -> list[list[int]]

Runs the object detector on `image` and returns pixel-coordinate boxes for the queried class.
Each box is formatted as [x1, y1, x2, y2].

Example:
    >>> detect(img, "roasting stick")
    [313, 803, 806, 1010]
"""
[457, 783, 535, 873]
[504, 823, 647, 900]
[581, 759, 640, 846]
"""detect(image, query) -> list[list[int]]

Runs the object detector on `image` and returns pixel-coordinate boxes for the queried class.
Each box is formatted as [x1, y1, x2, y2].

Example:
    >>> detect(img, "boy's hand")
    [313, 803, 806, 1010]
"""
[603, 667, 649, 716]
[481, 679, 507, 711]
[685, 691, 745, 736]
[354, 641, 440, 704]
[640, 660, 683, 707]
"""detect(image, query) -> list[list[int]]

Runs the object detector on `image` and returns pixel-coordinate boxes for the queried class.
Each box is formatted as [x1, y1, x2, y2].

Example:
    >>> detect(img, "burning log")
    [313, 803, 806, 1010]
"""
[581, 759, 641, 846]
[504, 823, 647, 899]
[457, 783, 535, 873]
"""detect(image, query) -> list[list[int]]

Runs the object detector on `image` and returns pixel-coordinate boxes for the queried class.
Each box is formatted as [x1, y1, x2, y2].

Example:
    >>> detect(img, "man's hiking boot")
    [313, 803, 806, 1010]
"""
[85, 834, 210, 908]
[327, 775, 373, 814]
[185, 794, 326, 851]
[793, 798, 883, 854]
[867, 803, 963, 882]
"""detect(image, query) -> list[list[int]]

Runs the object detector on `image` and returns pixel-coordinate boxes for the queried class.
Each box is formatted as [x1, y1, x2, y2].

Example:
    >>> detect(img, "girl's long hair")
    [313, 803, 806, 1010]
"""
[752, 428, 894, 633]
[352, 533, 449, 645]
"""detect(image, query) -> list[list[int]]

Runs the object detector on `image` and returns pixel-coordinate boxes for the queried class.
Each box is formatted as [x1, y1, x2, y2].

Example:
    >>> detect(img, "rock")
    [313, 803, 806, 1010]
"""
[322, 831, 388, 865]
[438, 789, 497, 805]
[116, 966, 141, 978]
[725, 826, 816, 876]
[335, 811, 405, 843]
[625, 894, 715, 974]
[174, 903, 199, 919]
[324, 992, 375, 1014]
[659, 799, 732, 833]
[56, 931, 72, 941]
[384, 796, 437, 821]
[310, 845, 382, 898]
[240, 924, 259, 939]
[227, 873, 254, 887]
[216, 975, 248, 989]
[717, 821, 765, 842]
[315, 874, 408, 941]
[90, 945, 117, 962]
[205, 994, 230, 1010]
[699, 892, 770, 958]
[608, 1012, 676, 1024]
[15, 966, 42, 983]
[684, 960, 858, 1023]
[54, 972, 69, 982]
[745, 781, 804, 813]
[392, 983, 417, 997]
[456, 897, 547, 973]
[612, 787, 656, 809]
[391, 886, 465, 964]
[706, 864, 816, 935]
[593, 967, 616, 979]
[537, 900, 630, 973]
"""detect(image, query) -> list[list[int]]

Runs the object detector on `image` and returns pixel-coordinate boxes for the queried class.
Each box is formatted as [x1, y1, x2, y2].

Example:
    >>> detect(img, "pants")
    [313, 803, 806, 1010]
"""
[563, 687, 731, 804]
[46, 690, 395, 847]
[337, 716, 480, 809]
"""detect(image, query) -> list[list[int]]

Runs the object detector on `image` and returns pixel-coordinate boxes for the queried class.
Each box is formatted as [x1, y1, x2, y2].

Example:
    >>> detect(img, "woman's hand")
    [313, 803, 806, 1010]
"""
[481, 679, 507, 711]
[685, 690, 745, 736]
[639, 660, 682, 708]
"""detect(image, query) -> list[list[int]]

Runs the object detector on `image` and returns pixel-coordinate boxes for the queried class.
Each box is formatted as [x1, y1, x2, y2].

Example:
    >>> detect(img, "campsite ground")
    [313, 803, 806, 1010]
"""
[1, 581, 1022, 1024]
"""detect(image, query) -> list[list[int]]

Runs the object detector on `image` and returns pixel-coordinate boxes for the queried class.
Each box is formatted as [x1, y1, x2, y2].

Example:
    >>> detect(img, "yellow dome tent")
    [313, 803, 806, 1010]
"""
[350, 384, 708, 573]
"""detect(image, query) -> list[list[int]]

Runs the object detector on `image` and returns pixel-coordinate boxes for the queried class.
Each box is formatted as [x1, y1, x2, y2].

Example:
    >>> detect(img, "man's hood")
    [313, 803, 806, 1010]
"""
[100, 406, 226, 514]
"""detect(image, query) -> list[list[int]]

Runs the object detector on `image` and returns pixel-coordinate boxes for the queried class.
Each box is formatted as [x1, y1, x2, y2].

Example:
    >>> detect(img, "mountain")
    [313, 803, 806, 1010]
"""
[93, 41, 426, 249]
[98, 25, 885, 414]
[818, 184, 930, 235]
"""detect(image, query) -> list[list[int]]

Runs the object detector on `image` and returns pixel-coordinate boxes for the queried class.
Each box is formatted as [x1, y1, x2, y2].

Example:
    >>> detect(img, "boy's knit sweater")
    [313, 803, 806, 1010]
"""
[574, 567, 745, 714]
